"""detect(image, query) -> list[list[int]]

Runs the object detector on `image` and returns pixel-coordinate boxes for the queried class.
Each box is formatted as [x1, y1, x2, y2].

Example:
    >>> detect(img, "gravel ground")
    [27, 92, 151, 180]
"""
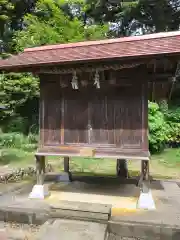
[0, 222, 40, 239]
[0, 222, 145, 240]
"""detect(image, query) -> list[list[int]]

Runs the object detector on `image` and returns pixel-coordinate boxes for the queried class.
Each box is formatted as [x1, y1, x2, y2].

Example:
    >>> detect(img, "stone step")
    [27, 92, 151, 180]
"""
[36, 219, 108, 240]
[49, 200, 111, 222]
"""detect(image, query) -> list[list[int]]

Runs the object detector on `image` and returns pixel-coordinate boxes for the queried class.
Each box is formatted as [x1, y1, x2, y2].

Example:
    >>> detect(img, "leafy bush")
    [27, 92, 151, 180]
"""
[27, 133, 39, 144]
[2, 116, 29, 134]
[148, 101, 170, 153]
[166, 122, 180, 147]
[164, 107, 180, 147]
[0, 132, 38, 149]
[0, 73, 39, 133]
[21, 143, 37, 152]
[0, 149, 27, 165]
[165, 107, 180, 122]
[0, 133, 26, 148]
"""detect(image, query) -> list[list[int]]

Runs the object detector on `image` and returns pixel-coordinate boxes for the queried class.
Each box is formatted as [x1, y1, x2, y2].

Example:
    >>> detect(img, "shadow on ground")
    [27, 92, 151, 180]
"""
[46, 173, 165, 198]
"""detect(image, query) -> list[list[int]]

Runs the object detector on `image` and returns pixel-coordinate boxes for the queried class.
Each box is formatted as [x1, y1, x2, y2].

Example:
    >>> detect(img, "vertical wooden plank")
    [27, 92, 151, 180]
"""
[87, 100, 92, 144]
[39, 75, 45, 147]
[42, 77, 62, 146]
[106, 95, 115, 145]
[64, 90, 89, 144]
[61, 94, 65, 145]
[90, 91, 109, 145]
[142, 81, 149, 151]
[113, 84, 143, 149]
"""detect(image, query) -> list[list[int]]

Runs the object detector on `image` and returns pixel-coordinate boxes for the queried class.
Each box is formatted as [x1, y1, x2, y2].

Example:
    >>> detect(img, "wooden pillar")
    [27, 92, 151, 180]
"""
[62, 156, 72, 181]
[116, 159, 128, 178]
[137, 159, 155, 210]
[64, 156, 70, 173]
[138, 160, 150, 191]
[36, 155, 45, 185]
[29, 155, 49, 199]
[141, 160, 149, 181]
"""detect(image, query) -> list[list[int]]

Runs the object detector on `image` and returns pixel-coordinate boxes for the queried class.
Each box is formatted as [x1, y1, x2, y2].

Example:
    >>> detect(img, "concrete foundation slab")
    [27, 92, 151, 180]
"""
[0, 178, 180, 239]
[46, 180, 139, 210]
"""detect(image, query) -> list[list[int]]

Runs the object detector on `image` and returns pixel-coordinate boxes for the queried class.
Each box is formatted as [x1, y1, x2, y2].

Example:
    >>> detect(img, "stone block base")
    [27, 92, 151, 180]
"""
[56, 172, 71, 182]
[137, 189, 156, 210]
[29, 184, 50, 199]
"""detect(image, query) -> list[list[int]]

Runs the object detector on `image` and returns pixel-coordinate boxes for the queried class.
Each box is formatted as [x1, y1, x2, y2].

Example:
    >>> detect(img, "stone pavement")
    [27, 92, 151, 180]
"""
[36, 219, 108, 240]
[0, 178, 180, 239]
[0, 222, 39, 240]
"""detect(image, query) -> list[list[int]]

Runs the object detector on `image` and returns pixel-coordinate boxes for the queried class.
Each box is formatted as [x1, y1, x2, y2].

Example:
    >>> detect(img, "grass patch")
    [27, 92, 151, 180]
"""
[0, 132, 38, 151]
[0, 144, 179, 179]
[151, 148, 180, 168]
[0, 132, 37, 167]
[70, 157, 115, 174]
[0, 148, 34, 167]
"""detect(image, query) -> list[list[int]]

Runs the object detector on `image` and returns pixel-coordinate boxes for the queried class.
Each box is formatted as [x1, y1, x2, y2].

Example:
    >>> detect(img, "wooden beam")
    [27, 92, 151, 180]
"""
[35, 62, 143, 74]
[35, 155, 45, 185]
[63, 157, 70, 173]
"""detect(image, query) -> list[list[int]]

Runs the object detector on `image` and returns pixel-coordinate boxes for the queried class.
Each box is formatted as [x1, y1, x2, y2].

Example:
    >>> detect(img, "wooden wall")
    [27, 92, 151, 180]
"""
[38, 69, 148, 158]
[148, 81, 172, 102]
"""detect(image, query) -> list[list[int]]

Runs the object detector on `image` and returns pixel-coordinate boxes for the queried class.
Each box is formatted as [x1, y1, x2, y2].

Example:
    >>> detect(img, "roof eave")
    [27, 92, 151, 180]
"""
[1, 52, 180, 73]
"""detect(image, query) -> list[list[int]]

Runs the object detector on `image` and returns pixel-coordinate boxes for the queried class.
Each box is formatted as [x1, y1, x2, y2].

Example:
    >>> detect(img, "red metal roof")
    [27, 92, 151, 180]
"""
[1, 31, 180, 70]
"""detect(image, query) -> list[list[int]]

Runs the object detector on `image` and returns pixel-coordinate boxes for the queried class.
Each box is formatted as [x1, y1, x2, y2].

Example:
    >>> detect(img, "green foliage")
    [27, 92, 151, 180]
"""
[165, 107, 180, 122]
[0, 148, 33, 165]
[0, 0, 37, 53]
[85, 0, 180, 36]
[0, 148, 26, 165]
[167, 122, 180, 145]
[1, 0, 180, 158]
[1, 116, 29, 134]
[0, 0, 14, 33]
[149, 101, 180, 152]
[164, 107, 180, 146]
[0, 132, 38, 151]
[132, 0, 177, 32]
[0, 132, 26, 148]
[0, 73, 39, 132]
[14, 0, 108, 51]
[148, 101, 170, 153]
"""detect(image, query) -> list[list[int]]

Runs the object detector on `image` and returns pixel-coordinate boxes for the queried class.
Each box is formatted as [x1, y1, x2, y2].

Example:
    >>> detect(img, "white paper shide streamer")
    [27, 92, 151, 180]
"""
[71, 71, 78, 89]
[94, 69, 100, 88]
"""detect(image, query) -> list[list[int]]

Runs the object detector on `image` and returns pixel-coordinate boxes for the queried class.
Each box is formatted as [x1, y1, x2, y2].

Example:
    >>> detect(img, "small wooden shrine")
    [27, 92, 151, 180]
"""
[0, 31, 180, 205]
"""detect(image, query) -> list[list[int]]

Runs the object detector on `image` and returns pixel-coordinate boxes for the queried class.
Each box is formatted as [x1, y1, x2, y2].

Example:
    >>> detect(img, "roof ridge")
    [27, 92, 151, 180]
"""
[24, 31, 180, 53]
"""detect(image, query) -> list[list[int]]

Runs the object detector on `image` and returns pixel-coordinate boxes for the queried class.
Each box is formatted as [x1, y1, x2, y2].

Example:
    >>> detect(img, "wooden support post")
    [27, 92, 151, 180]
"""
[141, 160, 149, 181]
[29, 155, 49, 199]
[36, 155, 45, 185]
[116, 159, 128, 178]
[137, 159, 155, 210]
[64, 156, 70, 173]
[36, 156, 45, 185]
[56, 156, 72, 182]
[138, 160, 150, 191]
